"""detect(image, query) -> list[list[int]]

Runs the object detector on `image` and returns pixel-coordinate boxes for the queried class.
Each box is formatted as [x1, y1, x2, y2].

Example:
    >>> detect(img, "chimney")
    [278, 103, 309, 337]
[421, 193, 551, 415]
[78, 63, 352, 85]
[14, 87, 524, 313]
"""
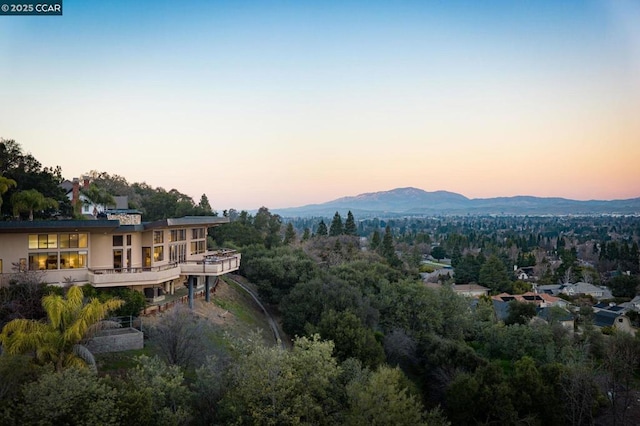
[82, 175, 90, 189]
[72, 178, 79, 207]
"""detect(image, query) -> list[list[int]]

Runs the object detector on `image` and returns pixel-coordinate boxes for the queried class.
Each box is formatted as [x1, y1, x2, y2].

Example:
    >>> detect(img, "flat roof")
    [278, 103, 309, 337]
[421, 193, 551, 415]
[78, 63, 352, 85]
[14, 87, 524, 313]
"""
[0, 220, 121, 233]
[0, 215, 230, 233]
[144, 216, 230, 229]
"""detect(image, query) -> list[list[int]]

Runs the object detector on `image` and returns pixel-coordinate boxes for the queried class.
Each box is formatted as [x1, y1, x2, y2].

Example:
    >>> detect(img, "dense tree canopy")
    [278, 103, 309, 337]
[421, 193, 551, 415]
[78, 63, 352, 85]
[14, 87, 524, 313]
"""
[0, 139, 70, 218]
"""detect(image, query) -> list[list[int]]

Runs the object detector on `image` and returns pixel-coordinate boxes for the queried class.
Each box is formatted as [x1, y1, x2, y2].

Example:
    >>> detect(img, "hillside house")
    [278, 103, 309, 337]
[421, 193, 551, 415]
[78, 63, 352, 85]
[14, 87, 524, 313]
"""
[0, 213, 240, 305]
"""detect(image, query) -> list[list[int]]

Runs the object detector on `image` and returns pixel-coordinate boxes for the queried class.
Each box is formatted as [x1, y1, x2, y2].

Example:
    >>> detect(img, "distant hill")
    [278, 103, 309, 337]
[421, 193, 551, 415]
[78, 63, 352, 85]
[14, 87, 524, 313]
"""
[272, 187, 640, 217]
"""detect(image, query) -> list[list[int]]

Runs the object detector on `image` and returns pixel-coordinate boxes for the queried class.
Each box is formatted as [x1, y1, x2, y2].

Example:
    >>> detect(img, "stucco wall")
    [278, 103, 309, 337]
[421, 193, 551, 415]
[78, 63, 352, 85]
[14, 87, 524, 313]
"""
[90, 233, 114, 269]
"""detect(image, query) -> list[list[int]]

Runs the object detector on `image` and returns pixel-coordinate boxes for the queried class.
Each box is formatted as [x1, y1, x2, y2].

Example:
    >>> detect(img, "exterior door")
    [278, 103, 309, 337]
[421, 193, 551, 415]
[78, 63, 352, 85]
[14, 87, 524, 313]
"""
[142, 247, 151, 268]
[113, 249, 123, 271]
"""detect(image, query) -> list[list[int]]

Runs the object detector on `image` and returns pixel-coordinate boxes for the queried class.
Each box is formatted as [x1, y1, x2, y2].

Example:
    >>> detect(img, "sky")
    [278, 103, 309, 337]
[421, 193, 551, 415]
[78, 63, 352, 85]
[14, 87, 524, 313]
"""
[1, 0, 639, 210]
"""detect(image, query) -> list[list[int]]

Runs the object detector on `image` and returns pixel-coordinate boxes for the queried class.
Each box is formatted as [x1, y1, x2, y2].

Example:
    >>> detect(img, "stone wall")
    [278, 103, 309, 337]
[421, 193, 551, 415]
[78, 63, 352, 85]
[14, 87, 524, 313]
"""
[106, 213, 141, 225]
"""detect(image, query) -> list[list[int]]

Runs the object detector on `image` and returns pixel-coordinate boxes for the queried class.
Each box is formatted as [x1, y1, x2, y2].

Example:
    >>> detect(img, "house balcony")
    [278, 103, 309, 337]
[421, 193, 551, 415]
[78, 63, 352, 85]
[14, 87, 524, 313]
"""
[88, 264, 182, 288]
[180, 249, 241, 276]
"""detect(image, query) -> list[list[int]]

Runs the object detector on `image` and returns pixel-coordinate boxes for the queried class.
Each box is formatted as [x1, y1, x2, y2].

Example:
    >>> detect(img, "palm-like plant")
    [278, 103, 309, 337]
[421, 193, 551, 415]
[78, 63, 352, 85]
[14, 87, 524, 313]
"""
[0, 286, 124, 372]
[81, 184, 115, 213]
[0, 175, 17, 209]
[11, 188, 59, 221]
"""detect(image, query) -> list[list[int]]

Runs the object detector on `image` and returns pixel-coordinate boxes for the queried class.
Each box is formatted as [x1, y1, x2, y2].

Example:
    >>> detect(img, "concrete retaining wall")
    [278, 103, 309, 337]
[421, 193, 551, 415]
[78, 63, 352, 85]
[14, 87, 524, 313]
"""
[86, 328, 144, 353]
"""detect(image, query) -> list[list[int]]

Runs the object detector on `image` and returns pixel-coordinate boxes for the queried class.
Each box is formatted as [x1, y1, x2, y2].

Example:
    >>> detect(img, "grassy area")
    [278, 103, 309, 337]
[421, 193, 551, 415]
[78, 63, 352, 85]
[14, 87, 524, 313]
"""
[95, 346, 155, 375]
[215, 280, 256, 323]
[213, 277, 275, 344]
[96, 275, 277, 374]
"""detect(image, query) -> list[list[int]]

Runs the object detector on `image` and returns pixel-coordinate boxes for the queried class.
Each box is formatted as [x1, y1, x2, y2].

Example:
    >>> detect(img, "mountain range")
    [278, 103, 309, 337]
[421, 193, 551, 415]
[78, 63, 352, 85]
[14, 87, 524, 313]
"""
[272, 187, 640, 217]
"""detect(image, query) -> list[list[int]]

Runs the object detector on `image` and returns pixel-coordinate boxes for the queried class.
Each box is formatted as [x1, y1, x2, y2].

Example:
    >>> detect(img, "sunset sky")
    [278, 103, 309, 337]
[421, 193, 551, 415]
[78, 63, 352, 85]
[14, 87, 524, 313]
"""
[1, 0, 639, 210]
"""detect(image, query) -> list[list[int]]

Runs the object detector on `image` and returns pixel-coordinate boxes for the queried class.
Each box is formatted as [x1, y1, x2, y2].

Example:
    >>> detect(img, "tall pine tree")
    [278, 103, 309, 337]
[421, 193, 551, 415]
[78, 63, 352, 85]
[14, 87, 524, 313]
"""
[316, 220, 328, 236]
[381, 226, 401, 267]
[370, 230, 381, 250]
[283, 222, 296, 245]
[329, 212, 343, 236]
[344, 211, 357, 236]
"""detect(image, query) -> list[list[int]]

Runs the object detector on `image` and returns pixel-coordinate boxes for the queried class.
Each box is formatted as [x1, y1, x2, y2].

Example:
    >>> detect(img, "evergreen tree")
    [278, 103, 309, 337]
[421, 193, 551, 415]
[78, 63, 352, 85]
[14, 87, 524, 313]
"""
[381, 226, 401, 267]
[329, 212, 344, 236]
[265, 214, 282, 249]
[478, 255, 511, 293]
[283, 223, 296, 245]
[344, 211, 358, 236]
[302, 227, 311, 241]
[370, 231, 381, 250]
[197, 194, 215, 215]
[316, 220, 328, 236]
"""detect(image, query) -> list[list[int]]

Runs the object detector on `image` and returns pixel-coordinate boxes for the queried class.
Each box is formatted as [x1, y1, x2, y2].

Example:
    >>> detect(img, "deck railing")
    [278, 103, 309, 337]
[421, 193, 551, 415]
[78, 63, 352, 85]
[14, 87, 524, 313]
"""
[180, 251, 241, 275]
[89, 263, 179, 275]
[88, 249, 240, 283]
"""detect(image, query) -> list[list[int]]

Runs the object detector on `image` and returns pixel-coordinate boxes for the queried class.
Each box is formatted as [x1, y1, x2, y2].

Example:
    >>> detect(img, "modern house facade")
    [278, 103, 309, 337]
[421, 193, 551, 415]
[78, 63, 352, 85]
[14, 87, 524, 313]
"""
[0, 213, 240, 302]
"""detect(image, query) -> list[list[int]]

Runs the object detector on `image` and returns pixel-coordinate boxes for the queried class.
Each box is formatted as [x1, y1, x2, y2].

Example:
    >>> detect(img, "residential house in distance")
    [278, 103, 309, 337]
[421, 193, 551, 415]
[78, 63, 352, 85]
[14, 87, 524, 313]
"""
[622, 295, 640, 312]
[0, 211, 241, 306]
[594, 310, 636, 335]
[534, 282, 613, 301]
[487, 291, 575, 328]
[561, 282, 613, 299]
[492, 291, 567, 308]
[514, 266, 535, 281]
[60, 176, 109, 217]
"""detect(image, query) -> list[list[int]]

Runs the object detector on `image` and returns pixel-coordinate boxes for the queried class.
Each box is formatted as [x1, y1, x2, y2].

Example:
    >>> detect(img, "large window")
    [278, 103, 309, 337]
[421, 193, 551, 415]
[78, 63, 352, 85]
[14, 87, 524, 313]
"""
[59, 233, 88, 249]
[27, 233, 89, 271]
[153, 246, 164, 262]
[153, 231, 164, 244]
[28, 234, 58, 249]
[60, 251, 87, 269]
[169, 229, 186, 242]
[113, 235, 124, 247]
[190, 240, 206, 255]
[169, 243, 187, 263]
[192, 228, 205, 239]
[29, 253, 59, 270]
